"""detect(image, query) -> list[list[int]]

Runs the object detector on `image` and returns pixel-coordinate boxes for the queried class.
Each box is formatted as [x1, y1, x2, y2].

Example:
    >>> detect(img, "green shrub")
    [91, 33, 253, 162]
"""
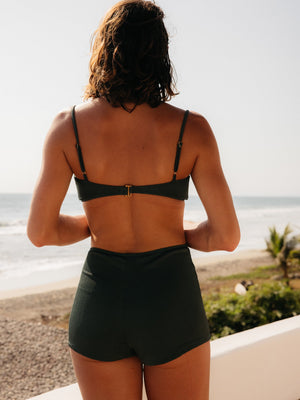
[203, 282, 300, 340]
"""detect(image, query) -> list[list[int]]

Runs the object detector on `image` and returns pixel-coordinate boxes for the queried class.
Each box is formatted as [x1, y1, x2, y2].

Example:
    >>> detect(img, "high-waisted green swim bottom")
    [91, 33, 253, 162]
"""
[68, 243, 210, 366]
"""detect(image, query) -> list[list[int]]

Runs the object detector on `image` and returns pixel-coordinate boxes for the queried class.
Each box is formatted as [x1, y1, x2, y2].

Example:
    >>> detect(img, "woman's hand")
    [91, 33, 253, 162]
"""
[27, 111, 91, 247]
[184, 113, 240, 252]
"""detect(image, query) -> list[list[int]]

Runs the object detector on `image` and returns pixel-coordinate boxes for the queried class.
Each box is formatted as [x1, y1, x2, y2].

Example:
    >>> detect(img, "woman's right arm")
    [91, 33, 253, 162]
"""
[184, 113, 240, 252]
[27, 111, 91, 247]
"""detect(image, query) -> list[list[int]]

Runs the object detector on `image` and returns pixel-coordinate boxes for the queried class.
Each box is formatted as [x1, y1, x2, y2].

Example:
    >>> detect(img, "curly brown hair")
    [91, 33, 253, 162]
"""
[84, 0, 178, 110]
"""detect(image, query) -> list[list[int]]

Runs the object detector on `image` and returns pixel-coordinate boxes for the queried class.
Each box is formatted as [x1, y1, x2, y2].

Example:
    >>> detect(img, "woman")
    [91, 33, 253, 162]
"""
[27, 1, 240, 399]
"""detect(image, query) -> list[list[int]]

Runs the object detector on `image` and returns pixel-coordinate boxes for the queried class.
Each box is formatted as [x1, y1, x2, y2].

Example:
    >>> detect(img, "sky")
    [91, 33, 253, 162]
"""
[0, 0, 299, 196]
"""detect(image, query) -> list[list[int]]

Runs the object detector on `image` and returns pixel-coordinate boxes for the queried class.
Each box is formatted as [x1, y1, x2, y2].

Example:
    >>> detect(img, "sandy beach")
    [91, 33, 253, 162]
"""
[0, 249, 274, 400]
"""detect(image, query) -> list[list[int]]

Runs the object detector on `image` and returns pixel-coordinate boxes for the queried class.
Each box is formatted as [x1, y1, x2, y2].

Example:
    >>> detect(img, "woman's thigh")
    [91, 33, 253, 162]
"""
[70, 348, 144, 400]
[143, 341, 210, 400]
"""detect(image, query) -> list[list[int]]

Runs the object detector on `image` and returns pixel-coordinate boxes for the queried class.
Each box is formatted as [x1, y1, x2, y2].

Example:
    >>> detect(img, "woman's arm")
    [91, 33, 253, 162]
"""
[184, 113, 240, 252]
[27, 111, 91, 247]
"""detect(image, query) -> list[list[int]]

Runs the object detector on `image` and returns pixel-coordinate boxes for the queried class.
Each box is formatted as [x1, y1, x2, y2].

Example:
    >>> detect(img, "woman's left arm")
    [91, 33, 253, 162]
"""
[27, 111, 90, 247]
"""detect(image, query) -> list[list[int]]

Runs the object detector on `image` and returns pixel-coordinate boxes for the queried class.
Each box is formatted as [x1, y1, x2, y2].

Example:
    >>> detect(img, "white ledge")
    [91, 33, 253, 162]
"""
[210, 315, 300, 400]
[211, 313, 300, 357]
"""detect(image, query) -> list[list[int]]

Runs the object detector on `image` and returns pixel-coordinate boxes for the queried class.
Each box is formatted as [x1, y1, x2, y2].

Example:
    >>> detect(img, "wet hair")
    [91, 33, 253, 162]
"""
[84, 0, 178, 110]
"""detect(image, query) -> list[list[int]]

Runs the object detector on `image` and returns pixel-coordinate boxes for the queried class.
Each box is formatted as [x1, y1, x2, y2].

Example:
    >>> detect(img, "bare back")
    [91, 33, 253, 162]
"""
[64, 99, 198, 252]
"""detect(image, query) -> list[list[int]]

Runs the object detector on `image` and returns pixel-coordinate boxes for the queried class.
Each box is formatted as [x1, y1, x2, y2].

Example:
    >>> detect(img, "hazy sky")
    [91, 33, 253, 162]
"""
[1, 0, 299, 196]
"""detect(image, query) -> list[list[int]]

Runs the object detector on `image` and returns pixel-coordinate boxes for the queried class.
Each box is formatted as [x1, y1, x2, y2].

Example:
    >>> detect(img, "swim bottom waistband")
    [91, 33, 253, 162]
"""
[90, 242, 189, 256]
[68, 243, 211, 366]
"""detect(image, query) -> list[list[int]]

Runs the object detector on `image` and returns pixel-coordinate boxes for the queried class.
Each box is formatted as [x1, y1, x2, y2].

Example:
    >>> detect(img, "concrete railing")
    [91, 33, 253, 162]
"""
[210, 315, 300, 400]
[28, 315, 300, 400]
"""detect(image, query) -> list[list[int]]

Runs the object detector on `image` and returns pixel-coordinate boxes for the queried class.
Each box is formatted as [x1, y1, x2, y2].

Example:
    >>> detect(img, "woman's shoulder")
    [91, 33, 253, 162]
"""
[164, 104, 215, 145]
[163, 102, 209, 122]
[185, 110, 217, 151]
[43, 106, 77, 150]
[51, 100, 99, 126]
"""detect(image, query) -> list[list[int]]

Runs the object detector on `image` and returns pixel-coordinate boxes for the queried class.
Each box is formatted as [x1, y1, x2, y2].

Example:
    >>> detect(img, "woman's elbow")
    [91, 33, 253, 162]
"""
[220, 225, 241, 252]
[30, 238, 46, 248]
[222, 238, 240, 252]
[27, 227, 46, 247]
[26, 224, 54, 247]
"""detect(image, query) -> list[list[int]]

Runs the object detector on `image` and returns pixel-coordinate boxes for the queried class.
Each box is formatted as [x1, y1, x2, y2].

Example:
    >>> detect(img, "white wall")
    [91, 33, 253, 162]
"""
[210, 315, 300, 400]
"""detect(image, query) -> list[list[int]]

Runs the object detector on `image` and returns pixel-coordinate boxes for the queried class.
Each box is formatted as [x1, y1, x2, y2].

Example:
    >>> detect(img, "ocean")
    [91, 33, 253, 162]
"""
[1, 193, 300, 292]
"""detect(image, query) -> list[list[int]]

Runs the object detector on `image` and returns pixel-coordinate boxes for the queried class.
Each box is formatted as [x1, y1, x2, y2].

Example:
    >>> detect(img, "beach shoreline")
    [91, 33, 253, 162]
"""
[0, 248, 272, 300]
[0, 248, 275, 326]
[0, 276, 80, 300]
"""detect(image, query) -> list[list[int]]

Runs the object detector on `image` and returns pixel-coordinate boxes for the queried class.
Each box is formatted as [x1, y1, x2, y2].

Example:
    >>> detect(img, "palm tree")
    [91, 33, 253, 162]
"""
[265, 224, 292, 258]
[266, 225, 300, 279]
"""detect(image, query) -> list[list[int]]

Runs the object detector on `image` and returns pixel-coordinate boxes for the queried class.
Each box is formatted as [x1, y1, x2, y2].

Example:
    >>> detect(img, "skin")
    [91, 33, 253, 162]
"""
[27, 98, 240, 252]
[27, 97, 240, 400]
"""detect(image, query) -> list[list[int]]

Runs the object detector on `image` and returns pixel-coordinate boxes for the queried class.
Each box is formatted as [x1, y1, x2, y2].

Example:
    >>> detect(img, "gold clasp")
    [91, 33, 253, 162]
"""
[124, 184, 132, 197]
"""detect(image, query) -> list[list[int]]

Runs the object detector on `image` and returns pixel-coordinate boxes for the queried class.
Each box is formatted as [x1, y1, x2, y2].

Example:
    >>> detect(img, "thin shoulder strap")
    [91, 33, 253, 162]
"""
[71, 105, 88, 181]
[172, 110, 189, 181]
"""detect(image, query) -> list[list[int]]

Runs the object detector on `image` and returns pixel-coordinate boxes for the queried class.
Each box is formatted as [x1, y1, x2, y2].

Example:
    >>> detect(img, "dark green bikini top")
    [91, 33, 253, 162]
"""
[71, 106, 190, 202]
